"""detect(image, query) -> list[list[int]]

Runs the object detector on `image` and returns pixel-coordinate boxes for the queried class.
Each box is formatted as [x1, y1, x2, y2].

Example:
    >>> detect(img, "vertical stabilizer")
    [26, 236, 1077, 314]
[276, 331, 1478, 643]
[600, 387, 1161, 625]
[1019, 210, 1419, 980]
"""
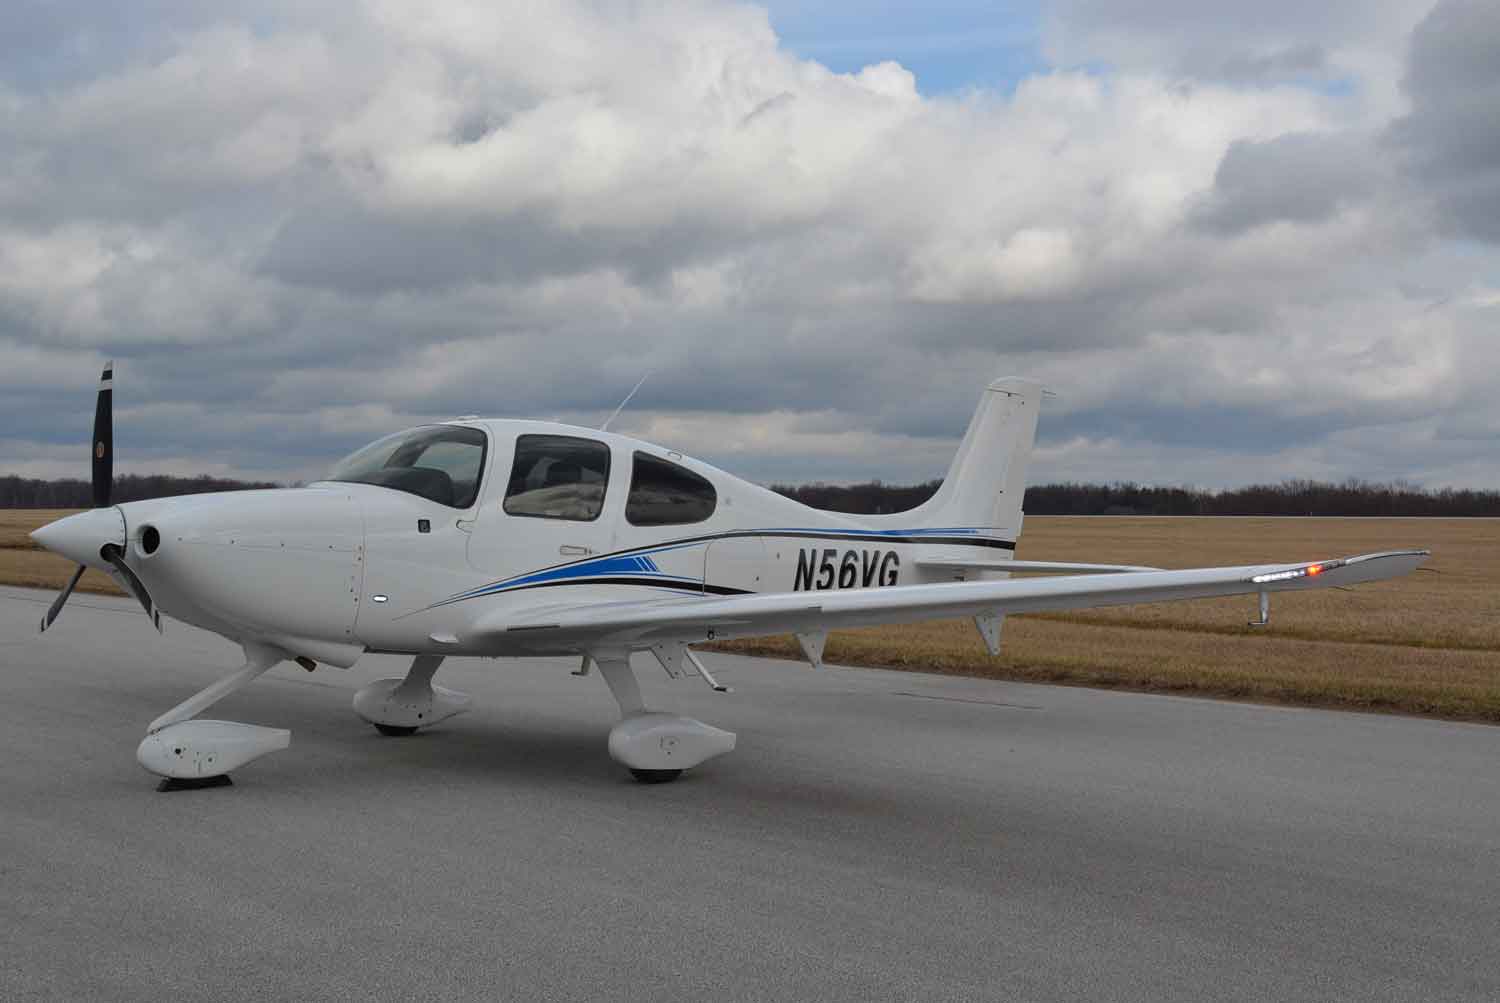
[892, 377, 1044, 534]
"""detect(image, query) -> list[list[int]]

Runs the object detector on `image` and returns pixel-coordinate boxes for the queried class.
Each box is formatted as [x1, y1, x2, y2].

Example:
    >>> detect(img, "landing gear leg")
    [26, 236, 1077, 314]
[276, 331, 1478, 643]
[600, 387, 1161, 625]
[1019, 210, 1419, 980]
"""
[353, 655, 471, 736]
[593, 652, 735, 783]
[136, 641, 291, 789]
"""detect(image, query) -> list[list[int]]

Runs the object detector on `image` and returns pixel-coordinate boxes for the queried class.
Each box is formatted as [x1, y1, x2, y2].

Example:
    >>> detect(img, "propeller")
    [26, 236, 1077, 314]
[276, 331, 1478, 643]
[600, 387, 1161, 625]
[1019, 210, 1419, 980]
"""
[39, 565, 87, 633]
[38, 361, 159, 634]
[93, 360, 112, 507]
[101, 543, 163, 632]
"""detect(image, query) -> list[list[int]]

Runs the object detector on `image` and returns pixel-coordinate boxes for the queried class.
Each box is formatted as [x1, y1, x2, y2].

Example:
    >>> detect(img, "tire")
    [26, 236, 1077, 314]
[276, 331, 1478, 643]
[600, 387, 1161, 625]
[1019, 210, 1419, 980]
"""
[374, 723, 418, 737]
[630, 768, 683, 784]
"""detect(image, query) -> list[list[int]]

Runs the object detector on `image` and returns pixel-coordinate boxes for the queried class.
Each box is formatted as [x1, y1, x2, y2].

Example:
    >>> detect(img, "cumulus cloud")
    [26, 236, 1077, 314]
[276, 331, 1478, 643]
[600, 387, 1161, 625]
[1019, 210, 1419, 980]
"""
[1042, 0, 1432, 103]
[1, 0, 1498, 491]
[1190, 131, 1387, 233]
[1390, 0, 1500, 243]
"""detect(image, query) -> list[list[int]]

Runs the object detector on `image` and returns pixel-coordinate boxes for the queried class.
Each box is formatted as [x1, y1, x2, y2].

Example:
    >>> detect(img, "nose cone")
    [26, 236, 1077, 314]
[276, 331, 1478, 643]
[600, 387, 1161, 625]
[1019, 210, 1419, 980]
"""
[31, 507, 126, 569]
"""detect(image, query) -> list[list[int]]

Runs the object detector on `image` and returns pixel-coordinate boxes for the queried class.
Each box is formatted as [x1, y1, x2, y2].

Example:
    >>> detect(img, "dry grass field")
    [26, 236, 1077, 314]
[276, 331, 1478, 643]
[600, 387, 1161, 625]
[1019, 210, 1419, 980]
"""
[1, 510, 122, 596]
[714, 517, 1500, 722]
[6, 510, 1498, 721]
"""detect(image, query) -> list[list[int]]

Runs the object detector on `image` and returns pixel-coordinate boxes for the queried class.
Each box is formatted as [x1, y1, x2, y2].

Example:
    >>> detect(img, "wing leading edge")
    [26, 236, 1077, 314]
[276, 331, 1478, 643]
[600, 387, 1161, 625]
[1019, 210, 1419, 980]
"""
[461, 549, 1428, 655]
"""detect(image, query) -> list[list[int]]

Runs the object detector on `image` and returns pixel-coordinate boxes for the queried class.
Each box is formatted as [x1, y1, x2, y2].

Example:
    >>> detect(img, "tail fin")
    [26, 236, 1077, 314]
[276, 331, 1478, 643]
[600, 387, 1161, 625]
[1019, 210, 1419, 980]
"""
[897, 376, 1044, 533]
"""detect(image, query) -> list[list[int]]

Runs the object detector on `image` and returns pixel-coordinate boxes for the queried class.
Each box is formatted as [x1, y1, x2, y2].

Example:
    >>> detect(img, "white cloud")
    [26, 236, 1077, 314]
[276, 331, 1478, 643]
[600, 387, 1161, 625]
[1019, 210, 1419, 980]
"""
[1, 0, 1498, 491]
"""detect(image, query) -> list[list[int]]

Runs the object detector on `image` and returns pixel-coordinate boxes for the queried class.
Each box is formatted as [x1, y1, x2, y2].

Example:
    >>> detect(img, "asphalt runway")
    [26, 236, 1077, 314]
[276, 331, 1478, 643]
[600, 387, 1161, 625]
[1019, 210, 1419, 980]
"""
[2, 586, 1498, 1002]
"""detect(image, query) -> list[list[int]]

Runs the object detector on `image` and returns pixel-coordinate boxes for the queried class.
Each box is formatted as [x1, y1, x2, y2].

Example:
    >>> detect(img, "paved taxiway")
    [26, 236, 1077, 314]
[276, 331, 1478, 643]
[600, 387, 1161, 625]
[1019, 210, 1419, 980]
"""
[2, 586, 1498, 1002]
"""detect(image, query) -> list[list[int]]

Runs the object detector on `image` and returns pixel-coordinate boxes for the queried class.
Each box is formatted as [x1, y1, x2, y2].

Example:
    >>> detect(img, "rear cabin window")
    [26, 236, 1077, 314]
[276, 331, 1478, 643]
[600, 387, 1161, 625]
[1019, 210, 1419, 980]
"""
[626, 451, 717, 526]
[503, 434, 611, 521]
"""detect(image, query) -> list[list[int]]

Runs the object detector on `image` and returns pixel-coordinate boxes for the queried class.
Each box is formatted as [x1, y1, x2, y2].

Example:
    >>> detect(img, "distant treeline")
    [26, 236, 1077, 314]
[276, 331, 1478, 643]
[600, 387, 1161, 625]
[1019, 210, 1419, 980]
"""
[772, 478, 1500, 517]
[0, 474, 280, 509]
[6, 473, 1500, 517]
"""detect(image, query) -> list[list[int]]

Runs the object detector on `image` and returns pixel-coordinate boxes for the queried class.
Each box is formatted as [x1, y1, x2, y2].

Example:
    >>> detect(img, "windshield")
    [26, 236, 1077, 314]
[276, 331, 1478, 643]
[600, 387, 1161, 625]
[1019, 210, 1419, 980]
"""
[325, 425, 487, 508]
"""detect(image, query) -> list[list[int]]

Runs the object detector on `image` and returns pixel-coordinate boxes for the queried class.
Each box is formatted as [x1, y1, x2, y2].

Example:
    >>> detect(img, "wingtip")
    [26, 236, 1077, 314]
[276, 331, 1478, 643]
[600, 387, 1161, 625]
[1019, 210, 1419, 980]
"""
[1343, 548, 1431, 564]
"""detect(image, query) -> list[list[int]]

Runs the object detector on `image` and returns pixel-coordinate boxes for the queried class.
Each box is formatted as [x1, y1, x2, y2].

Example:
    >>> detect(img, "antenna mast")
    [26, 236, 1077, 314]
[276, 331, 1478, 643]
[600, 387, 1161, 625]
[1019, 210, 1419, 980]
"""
[600, 371, 653, 432]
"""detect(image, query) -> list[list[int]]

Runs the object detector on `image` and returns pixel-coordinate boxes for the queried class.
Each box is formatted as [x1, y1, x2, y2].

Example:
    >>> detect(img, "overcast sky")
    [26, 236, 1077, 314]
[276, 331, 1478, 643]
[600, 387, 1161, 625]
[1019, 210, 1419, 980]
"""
[2, 0, 1497, 489]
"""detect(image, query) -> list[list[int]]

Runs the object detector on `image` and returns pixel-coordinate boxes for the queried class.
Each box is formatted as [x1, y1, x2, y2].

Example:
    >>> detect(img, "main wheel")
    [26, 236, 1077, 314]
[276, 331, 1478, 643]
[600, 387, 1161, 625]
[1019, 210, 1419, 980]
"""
[630, 768, 683, 784]
[374, 723, 418, 737]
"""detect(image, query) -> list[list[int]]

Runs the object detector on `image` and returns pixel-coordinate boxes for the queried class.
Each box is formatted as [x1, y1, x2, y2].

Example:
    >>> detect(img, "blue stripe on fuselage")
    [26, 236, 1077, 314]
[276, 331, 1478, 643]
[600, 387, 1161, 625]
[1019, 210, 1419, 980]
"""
[433, 526, 1010, 608]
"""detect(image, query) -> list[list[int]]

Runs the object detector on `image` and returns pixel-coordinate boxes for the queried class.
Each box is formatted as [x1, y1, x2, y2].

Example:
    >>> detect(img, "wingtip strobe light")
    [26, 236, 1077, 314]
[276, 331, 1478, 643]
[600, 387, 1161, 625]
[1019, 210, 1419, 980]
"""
[28, 369, 1429, 790]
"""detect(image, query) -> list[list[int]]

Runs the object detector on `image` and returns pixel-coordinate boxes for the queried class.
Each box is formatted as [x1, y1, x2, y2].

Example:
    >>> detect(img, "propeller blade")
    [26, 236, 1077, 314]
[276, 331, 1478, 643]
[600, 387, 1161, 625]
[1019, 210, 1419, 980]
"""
[38, 564, 88, 633]
[92, 361, 113, 508]
[101, 543, 162, 633]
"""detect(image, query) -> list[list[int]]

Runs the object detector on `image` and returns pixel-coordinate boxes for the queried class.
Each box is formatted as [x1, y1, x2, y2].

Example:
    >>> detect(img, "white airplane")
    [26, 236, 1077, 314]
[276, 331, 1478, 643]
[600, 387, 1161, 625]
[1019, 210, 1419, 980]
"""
[31, 364, 1427, 790]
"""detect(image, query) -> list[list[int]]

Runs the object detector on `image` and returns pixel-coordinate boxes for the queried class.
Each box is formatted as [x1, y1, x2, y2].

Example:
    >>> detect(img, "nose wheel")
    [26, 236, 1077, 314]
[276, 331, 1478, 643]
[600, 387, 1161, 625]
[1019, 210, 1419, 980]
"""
[629, 768, 683, 784]
[373, 723, 418, 737]
[136, 642, 291, 790]
[157, 774, 234, 792]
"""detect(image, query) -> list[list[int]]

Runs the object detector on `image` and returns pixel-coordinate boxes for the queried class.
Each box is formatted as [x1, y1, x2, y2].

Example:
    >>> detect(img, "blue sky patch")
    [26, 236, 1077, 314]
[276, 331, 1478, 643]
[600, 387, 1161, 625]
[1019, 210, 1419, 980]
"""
[764, 1, 1045, 94]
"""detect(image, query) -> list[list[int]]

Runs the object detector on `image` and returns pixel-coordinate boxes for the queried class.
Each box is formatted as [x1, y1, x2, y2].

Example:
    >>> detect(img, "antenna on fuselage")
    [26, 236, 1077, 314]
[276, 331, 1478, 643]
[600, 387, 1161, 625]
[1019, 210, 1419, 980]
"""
[600, 371, 653, 432]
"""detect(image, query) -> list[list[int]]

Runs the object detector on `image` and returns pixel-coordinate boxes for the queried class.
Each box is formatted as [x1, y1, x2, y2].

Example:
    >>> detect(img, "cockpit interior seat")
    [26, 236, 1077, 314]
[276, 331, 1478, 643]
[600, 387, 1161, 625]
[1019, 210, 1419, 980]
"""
[543, 461, 582, 489]
[368, 466, 455, 507]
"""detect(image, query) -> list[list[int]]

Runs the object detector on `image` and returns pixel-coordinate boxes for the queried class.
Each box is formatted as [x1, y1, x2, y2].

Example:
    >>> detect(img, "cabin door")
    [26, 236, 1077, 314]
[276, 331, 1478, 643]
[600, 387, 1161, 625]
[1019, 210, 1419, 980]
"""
[467, 432, 620, 583]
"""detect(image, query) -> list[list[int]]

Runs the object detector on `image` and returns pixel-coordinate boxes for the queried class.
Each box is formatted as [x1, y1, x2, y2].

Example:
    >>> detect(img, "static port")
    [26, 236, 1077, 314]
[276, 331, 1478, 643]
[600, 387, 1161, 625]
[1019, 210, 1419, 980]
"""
[140, 525, 161, 555]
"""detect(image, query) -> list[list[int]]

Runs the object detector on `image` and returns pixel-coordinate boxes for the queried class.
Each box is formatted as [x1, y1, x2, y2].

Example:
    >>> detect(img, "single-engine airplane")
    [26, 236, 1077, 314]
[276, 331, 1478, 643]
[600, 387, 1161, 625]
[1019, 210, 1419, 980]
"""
[31, 365, 1428, 789]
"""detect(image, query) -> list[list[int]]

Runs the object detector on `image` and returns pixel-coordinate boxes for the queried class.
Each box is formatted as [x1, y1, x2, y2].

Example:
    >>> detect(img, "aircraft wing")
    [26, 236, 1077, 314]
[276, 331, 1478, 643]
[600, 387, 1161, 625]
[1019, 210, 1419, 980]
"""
[462, 549, 1428, 654]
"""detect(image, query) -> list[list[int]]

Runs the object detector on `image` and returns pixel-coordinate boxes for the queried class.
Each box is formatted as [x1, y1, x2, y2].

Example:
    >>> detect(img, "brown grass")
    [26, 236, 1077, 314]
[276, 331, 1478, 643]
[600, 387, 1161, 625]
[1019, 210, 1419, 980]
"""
[1012, 517, 1500, 651]
[0, 510, 123, 596]
[6, 510, 1497, 721]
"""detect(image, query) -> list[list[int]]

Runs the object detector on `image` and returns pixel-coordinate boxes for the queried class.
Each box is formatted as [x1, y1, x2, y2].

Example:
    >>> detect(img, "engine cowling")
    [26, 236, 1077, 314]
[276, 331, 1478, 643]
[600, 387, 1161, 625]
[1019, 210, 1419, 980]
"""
[121, 488, 365, 649]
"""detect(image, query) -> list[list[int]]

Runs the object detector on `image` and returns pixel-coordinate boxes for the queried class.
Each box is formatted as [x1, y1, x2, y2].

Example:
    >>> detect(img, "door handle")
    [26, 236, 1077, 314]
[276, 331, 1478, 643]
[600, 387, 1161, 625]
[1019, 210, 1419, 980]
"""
[559, 545, 593, 556]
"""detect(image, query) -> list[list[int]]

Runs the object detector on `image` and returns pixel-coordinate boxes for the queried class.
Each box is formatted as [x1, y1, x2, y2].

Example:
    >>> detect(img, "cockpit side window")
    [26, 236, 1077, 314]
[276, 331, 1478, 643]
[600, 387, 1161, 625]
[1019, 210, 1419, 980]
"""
[324, 425, 487, 508]
[503, 434, 611, 521]
[626, 451, 717, 526]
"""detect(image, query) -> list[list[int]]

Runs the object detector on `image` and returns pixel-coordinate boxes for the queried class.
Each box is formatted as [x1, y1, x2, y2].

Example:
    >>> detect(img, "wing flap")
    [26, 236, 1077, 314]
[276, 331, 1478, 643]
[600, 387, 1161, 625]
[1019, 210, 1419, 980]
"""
[464, 549, 1428, 653]
[918, 558, 1162, 574]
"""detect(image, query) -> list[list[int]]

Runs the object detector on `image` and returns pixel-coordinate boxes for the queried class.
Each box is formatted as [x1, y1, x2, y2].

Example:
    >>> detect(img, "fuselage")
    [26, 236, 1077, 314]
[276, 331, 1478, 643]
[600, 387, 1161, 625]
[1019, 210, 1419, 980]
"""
[48, 419, 1018, 665]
